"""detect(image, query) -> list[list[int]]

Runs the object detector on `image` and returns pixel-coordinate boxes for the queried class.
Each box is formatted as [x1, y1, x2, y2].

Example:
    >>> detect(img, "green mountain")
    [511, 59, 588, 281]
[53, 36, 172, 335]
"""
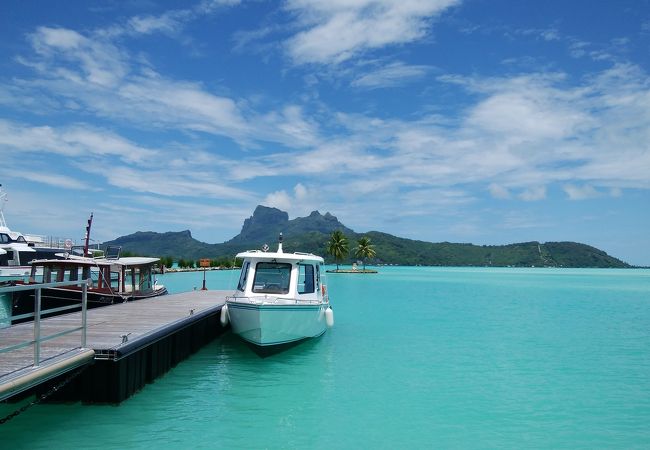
[227, 205, 355, 245]
[102, 206, 631, 268]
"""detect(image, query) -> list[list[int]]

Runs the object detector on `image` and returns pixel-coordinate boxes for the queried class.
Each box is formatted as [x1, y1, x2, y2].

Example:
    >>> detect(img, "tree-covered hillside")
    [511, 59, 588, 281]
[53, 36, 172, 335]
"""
[102, 206, 632, 268]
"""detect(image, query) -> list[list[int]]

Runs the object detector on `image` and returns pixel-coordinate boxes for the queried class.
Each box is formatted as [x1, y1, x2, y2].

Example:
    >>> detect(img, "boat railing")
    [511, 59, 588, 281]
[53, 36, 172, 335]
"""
[24, 235, 75, 249]
[226, 295, 323, 305]
[0, 280, 90, 368]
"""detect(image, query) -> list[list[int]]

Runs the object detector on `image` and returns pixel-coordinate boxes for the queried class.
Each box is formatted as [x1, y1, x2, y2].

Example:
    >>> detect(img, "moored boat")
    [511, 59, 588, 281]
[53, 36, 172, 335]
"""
[9, 248, 167, 323]
[224, 234, 334, 354]
[0, 185, 74, 281]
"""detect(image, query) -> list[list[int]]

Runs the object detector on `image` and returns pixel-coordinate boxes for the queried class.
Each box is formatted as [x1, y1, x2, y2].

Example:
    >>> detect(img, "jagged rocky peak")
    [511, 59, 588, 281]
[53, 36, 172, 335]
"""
[176, 230, 193, 239]
[307, 210, 338, 221]
[239, 205, 289, 235]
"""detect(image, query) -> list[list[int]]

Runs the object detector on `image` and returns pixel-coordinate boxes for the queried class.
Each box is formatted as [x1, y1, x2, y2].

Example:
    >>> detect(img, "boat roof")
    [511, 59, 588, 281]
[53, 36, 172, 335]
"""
[236, 249, 324, 263]
[0, 242, 35, 252]
[29, 256, 160, 267]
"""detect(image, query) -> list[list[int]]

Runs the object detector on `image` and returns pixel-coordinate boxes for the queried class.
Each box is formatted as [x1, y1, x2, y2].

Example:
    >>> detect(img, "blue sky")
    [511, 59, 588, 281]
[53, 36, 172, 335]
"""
[1, 0, 649, 265]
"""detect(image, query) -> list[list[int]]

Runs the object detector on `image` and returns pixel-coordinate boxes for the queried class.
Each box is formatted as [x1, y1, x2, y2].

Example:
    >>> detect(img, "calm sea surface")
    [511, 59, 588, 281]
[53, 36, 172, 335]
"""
[2, 267, 649, 448]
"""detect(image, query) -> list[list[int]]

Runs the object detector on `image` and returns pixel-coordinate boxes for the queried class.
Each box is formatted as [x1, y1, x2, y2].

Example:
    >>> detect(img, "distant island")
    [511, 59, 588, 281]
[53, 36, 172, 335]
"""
[102, 205, 631, 268]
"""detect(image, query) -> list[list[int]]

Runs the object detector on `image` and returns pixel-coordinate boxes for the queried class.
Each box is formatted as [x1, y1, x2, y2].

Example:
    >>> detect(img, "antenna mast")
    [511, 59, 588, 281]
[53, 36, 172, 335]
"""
[0, 184, 7, 229]
[84, 213, 93, 257]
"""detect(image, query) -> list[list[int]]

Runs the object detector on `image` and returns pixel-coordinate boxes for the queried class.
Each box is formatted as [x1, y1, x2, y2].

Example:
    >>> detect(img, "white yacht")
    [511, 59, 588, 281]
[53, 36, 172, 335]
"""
[0, 185, 73, 281]
[223, 234, 334, 353]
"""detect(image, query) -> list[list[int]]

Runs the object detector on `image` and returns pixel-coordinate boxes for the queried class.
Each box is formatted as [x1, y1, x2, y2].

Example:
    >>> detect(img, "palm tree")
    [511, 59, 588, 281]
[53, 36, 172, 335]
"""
[327, 230, 349, 271]
[354, 236, 376, 271]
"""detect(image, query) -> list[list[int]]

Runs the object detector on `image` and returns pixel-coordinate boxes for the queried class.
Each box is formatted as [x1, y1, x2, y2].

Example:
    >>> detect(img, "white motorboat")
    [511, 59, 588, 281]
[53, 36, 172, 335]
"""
[0, 185, 75, 281]
[223, 234, 334, 353]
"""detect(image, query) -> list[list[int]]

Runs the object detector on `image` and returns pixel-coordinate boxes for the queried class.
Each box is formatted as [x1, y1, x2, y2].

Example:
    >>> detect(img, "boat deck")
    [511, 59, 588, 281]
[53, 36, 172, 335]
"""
[0, 289, 229, 401]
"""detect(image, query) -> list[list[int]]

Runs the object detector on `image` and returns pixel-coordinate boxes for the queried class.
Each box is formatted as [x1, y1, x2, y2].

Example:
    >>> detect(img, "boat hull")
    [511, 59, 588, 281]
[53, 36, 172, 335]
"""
[227, 301, 328, 347]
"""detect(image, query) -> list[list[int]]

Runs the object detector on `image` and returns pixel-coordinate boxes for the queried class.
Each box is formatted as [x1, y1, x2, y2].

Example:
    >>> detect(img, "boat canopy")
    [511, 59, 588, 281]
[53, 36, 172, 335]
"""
[30, 256, 160, 268]
[236, 250, 324, 264]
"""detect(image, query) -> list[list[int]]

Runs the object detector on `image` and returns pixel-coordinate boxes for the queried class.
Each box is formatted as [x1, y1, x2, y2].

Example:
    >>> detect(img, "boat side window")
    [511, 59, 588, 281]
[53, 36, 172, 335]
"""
[43, 266, 62, 282]
[0, 234, 8, 243]
[237, 261, 250, 291]
[138, 266, 152, 291]
[298, 264, 315, 294]
[252, 262, 291, 294]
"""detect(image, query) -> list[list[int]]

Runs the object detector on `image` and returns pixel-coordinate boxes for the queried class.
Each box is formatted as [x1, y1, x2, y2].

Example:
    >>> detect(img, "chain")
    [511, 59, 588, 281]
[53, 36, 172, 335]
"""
[0, 364, 89, 425]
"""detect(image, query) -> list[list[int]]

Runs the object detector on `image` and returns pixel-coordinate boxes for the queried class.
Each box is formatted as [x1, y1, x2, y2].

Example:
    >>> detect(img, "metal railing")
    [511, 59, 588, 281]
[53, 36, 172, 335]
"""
[0, 280, 89, 367]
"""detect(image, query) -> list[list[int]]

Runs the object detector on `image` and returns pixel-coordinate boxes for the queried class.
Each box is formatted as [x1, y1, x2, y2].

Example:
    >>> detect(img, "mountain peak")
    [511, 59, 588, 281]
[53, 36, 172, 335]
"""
[226, 206, 353, 244]
[230, 205, 289, 243]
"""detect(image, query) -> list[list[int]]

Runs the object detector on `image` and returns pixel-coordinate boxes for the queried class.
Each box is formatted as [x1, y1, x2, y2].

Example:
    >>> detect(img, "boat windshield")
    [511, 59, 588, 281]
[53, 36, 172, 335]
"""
[252, 262, 291, 294]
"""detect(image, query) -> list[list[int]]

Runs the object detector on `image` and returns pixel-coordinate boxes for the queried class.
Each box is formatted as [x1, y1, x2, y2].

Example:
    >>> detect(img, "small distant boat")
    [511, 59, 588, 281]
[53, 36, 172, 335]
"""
[223, 233, 334, 354]
[9, 247, 168, 323]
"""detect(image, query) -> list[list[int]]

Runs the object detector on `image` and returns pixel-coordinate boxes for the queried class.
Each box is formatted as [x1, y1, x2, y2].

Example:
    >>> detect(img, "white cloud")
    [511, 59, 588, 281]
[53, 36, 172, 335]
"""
[489, 183, 511, 199]
[29, 27, 128, 87]
[285, 0, 460, 64]
[563, 184, 601, 200]
[263, 190, 293, 211]
[12, 26, 333, 150]
[351, 61, 432, 88]
[0, 120, 157, 163]
[519, 186, 546, 201]
[262, 183, 317, 217]
[229, 60, 650, 203]
[16, 172, 93, 190]
[99, 0, 241, 39]
[82, 164, 254, 201]
[518, 27, 561, 42]
[294, 183, 308, 200]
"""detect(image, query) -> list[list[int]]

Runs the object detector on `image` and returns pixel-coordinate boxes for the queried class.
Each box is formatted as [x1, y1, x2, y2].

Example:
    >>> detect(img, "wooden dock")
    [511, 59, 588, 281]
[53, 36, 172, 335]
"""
[0, 289, 229, 403]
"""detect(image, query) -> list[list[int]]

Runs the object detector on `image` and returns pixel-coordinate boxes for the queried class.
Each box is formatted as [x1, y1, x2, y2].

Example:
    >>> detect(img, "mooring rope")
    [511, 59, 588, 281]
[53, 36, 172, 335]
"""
[0, 364, 89, 425]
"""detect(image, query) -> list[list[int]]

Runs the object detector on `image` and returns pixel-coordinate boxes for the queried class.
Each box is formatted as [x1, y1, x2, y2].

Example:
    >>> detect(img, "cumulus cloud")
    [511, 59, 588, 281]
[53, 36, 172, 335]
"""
[263, 183, 315, 216]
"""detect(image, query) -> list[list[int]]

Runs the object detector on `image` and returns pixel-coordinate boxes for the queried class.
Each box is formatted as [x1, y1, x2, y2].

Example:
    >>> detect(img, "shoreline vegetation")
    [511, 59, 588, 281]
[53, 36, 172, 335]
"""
[326, 269, 378, 274]
[326, 231, 377, 273]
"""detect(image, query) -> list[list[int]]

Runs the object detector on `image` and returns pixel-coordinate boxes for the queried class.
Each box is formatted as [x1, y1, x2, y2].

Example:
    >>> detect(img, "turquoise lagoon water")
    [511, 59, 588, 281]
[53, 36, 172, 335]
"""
[1, 267, 649, 448]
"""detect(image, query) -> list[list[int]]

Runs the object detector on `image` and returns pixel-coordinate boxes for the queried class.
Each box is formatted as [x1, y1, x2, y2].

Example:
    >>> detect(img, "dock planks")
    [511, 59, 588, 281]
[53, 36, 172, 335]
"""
[0, 289, 229, 401]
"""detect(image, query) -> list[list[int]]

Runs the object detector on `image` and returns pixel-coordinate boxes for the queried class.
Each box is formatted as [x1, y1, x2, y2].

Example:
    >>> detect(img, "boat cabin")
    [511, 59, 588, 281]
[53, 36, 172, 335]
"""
[0, 230, 36, 267]
[235, 250, 326, 302]
[28, 257, 160, 295]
